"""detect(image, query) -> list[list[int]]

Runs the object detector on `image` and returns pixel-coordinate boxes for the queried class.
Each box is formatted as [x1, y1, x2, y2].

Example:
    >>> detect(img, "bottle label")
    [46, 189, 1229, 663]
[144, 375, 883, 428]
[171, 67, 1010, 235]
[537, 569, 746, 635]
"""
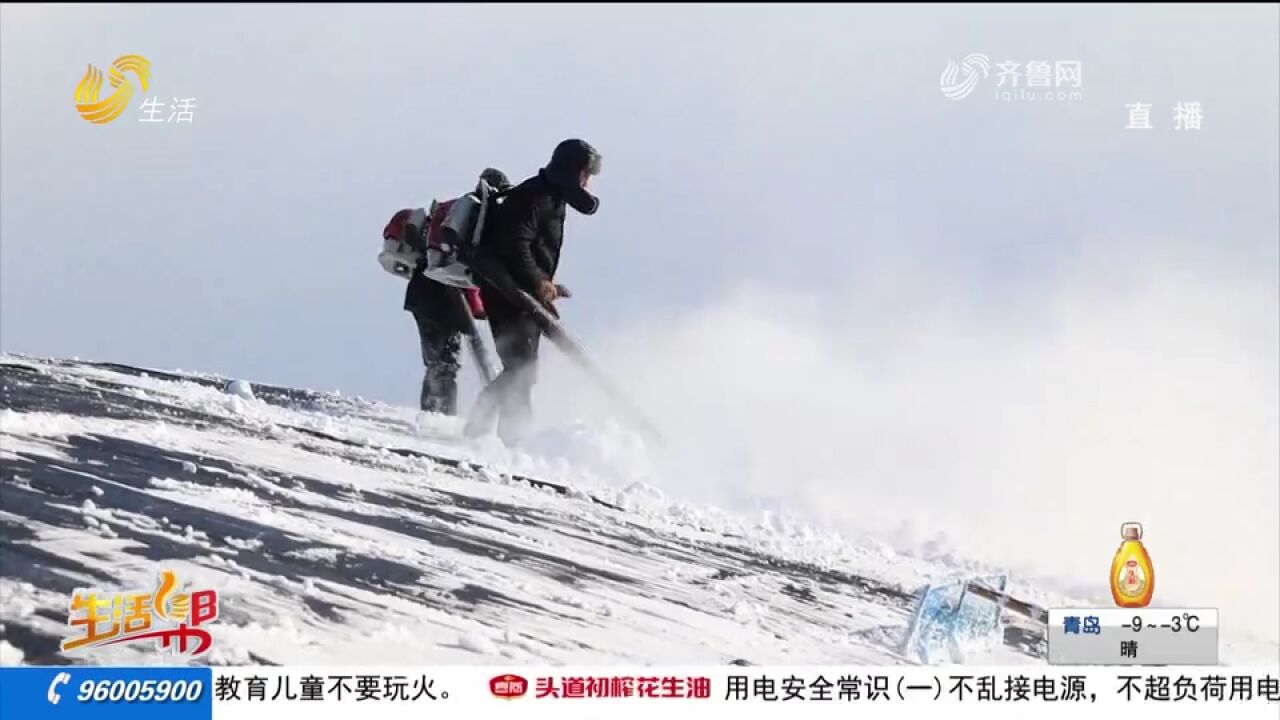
[1116, 558, 1147, 597]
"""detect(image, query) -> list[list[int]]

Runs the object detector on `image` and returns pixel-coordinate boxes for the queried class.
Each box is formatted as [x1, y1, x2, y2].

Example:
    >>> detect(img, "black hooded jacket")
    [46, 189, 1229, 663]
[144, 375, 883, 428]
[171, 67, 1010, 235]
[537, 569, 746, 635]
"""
[488, 170, 566, 293]
[478, 140, 599, 315]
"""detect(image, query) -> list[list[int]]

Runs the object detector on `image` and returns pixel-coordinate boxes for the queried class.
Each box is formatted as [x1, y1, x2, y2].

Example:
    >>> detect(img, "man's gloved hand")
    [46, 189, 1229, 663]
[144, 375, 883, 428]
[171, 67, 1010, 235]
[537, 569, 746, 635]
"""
[536, 279, 558, 305]
[536, 279, 561, 318]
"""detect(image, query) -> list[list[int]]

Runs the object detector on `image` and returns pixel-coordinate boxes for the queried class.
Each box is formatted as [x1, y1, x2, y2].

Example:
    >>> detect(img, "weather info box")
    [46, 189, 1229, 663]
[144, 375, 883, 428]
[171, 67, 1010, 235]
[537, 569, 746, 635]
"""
[1048, 608, 1219, 666]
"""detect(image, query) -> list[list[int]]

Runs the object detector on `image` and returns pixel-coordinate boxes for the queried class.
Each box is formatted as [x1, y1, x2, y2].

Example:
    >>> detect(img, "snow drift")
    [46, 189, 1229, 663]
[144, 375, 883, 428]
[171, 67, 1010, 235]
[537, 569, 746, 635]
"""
[0, 356, 1273, 666]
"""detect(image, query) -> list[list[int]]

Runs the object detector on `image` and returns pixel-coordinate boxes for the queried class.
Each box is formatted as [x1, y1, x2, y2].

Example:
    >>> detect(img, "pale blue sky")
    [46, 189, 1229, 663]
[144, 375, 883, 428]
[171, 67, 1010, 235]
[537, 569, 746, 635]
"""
[2, 4, 1274, 400]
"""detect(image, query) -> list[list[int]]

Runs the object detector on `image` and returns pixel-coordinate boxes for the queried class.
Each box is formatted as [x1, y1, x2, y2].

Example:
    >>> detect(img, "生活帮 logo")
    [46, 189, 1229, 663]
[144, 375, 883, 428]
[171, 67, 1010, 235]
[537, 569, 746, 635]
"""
[61, 569, 220, 656]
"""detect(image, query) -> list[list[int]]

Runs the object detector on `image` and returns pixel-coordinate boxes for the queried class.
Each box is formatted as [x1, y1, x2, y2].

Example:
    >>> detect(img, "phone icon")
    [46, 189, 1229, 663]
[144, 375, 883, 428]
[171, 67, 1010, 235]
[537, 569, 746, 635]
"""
[47, 672, 71, 705]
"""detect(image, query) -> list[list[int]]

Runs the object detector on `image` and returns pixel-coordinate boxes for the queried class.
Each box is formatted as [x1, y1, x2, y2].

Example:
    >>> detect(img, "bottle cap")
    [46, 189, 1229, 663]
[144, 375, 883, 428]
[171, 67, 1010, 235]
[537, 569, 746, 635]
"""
[1122, 522, 1143, 540]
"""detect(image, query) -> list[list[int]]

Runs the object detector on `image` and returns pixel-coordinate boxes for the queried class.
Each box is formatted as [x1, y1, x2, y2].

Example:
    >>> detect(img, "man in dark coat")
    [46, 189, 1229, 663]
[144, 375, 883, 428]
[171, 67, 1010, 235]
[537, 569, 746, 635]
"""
[465, 139, 602, 445]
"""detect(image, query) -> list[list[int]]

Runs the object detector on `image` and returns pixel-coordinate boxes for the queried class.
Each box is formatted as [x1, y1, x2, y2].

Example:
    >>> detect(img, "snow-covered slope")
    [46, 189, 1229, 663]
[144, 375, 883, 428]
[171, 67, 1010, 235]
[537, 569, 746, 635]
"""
[0, 355, 1243, 666]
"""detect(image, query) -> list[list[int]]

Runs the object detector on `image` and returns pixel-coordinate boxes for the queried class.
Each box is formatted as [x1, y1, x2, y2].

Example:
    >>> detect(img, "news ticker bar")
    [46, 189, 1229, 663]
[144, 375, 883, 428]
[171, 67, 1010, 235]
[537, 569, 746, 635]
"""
[2, 666, 1277, 720]
[1049, 608, 1219, 666]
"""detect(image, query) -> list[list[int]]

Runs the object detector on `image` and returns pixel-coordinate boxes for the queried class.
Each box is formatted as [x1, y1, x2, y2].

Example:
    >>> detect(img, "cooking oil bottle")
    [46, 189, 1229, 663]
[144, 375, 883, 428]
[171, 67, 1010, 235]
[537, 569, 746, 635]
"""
[1110, 522, 1154, 608]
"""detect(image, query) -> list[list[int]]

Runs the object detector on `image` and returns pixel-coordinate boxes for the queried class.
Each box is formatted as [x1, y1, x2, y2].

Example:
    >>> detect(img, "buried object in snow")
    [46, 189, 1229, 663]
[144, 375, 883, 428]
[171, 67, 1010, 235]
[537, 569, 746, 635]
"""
[225, 379, 256, 400]
[898, 574, 1049, 664]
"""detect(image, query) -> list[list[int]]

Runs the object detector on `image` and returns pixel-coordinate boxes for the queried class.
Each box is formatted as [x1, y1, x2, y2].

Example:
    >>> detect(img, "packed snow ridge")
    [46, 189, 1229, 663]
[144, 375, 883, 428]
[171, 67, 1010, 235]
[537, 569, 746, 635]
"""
[0, 354, 1244, 666]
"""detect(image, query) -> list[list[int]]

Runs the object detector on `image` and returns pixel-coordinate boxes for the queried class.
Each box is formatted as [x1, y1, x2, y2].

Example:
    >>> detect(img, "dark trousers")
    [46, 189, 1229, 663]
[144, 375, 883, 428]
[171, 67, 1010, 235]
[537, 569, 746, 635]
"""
[466, 311, 541, 445]
[412, 309, 462, 415]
